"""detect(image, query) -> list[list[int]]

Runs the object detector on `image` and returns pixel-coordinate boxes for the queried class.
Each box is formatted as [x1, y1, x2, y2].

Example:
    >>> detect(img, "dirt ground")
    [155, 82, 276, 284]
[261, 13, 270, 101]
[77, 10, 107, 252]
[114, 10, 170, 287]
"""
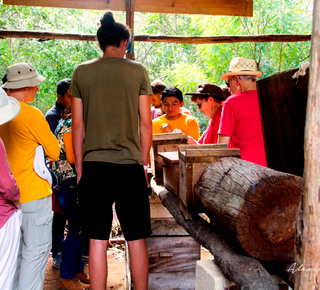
[43, 245, 213, 289]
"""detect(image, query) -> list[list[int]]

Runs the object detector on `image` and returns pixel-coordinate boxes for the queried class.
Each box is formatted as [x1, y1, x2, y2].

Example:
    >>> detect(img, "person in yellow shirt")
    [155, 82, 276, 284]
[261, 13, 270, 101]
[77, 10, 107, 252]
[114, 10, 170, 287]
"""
[0, 63, 60, 289]
[152, 86, 200, 140]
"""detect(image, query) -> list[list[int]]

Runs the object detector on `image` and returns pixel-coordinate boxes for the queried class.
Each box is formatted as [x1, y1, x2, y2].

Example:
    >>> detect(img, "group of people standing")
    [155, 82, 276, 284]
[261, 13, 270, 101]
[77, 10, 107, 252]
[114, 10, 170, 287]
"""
[0, 9, 266, 290]
[151, 57, 266, 167]
[0, 10, 152, 290]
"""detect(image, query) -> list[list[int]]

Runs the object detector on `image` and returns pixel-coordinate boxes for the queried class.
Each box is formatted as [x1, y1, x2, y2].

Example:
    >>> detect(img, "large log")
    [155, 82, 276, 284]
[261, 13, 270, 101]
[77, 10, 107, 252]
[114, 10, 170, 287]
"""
[194, 157, 303, 262]
[151, 179, 280, 290]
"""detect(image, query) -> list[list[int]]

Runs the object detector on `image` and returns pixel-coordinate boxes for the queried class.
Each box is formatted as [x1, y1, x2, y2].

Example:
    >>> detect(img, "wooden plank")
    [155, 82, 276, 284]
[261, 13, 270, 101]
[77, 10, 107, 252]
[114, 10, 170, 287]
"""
[295, 0, 320, 288]
[159, 151, 180, 195]
[148, 272, 196, 290]
[153, 132, 187, 141]
[183, 148, 241, 158]
[257, 68, 309, 176]
[178, 143, 228, 151]
[3, 0, 253, 16]
[146, 236, 200, 273]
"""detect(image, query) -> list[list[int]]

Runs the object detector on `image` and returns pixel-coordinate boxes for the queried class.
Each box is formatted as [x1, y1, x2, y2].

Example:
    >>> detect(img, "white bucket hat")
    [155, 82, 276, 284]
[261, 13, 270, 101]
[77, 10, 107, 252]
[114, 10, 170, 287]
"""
[221, 57, 262, 81]
[2, 63, 46, 89]
[33, 145, 58, 188]
[0, 89, 21, 125]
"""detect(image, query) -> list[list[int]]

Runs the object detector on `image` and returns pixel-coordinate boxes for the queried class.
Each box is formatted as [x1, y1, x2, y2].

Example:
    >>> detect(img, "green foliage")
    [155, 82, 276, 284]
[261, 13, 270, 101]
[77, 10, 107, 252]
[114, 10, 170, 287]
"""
[0, 0, 313, 132]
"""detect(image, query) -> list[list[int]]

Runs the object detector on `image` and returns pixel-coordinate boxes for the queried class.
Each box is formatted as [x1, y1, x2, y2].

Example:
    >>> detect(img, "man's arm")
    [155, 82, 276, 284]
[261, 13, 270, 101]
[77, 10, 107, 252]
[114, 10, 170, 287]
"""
[139, 94, 152, 182]
[217, 134, 231, 145]
[71, 96, 84, 183]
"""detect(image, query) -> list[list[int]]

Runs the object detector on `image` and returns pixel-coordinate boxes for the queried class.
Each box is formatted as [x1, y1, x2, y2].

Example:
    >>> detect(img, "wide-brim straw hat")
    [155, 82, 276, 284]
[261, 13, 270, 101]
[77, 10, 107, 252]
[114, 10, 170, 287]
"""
[0, 89, 21, 125]
[221, 57, 262, 81]
[186, 83, 226, 101]
[2, 62, 45, 89]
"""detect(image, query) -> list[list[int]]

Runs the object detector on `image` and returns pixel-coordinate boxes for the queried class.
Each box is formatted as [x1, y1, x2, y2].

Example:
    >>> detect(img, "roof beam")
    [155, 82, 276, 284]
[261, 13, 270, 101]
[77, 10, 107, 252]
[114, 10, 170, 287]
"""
[3, 0, 253, 16]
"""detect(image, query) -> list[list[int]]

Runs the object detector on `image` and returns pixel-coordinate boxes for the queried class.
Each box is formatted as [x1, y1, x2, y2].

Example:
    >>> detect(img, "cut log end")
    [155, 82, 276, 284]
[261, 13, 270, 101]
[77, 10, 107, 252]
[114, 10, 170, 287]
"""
[195, 157, 303, 262]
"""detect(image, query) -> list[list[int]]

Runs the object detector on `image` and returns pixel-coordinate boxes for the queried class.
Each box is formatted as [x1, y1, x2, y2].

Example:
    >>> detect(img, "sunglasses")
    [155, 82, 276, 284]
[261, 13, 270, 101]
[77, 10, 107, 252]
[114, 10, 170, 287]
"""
[196, 100, 206, 109]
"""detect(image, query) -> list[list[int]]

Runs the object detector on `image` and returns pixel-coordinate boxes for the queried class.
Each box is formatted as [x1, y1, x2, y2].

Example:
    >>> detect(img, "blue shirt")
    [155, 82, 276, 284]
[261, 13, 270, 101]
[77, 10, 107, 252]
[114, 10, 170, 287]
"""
[45, 100, 66, 133]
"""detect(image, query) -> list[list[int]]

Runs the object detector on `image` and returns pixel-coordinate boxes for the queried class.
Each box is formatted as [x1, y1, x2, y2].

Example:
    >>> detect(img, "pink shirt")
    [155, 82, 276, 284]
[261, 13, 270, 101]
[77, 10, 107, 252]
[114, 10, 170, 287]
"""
[198, 106, 222, 144]
[0, 139, 20, 229]
[218, 90, 267, 166]
[151, 107, 163, 120]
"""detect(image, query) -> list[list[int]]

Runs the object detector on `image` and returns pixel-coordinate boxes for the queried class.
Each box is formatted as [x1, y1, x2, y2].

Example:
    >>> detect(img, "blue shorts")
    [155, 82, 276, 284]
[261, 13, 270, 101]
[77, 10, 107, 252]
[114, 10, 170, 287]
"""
[78, 161, 151, 241]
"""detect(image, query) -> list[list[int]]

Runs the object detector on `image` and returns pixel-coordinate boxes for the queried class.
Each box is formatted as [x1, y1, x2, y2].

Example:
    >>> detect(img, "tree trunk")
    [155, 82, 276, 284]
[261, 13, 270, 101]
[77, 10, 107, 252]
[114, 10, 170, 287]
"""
[194, 157, 303, 262]
[295, 0, 320, 288]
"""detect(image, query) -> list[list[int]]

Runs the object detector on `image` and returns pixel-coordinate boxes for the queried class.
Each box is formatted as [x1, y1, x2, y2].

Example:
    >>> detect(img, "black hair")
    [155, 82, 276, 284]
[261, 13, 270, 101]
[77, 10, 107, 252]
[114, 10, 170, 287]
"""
[57, 78, 71, 97]
[161, 86, 183, 103]
[97, 11, 131, 52]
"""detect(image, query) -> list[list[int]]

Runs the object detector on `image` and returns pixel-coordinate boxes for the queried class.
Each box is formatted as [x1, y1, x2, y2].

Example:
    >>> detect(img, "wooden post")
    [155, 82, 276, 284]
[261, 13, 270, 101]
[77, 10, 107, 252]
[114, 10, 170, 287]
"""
[125, 0, 135, 60]
[295, 0, 320, 288]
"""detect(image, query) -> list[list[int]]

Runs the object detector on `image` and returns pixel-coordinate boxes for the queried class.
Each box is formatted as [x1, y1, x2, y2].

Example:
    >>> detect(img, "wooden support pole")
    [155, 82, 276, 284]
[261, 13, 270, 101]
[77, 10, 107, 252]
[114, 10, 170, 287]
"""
[125, 0, 135, 60]
[0, 29, 311, 44]
[295, 0, 320, 288]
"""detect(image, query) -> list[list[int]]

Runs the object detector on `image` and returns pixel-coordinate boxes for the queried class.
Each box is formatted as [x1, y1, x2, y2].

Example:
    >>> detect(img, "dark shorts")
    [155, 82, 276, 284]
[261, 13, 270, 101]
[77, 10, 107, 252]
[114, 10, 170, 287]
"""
[78, 161, 151, 241]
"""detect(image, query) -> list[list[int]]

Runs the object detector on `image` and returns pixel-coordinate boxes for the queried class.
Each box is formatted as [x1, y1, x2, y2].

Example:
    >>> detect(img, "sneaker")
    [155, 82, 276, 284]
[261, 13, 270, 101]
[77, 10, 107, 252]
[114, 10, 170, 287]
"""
[76, 270, 90, 284]
[52, 252, 62, 269]
[58, 276, 90, 290]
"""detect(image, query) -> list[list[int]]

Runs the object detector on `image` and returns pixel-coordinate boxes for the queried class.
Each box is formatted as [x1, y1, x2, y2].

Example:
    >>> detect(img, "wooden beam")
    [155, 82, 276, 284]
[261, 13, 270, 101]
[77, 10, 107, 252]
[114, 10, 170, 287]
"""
[3, 0, 253, 16]
[295, 0, 320, 288]
[135, 34, 311, 44]
[0, 30, 312, 44]
[126, 0, 135, 60]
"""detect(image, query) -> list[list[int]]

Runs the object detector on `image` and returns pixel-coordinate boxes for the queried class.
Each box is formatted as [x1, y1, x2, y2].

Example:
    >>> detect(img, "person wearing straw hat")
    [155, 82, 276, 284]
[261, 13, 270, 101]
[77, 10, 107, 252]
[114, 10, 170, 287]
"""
[0, 62, 60, 289]
[217, 57, 266, 166]
[0, 89, 22, 290]
[186, 82, 228, 144]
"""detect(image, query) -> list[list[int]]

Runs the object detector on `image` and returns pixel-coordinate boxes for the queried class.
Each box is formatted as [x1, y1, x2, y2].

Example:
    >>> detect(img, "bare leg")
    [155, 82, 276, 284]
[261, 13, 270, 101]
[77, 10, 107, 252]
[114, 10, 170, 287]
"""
[89, 239, 108, 290]
[127, 238, 149, 290]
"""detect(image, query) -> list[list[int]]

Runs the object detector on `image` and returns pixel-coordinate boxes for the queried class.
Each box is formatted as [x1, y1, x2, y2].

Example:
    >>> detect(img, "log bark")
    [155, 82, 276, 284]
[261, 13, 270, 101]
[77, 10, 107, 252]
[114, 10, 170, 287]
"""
[295, 0, 320, 288]
[0, 29, 311, 44]
[151, 179, 279, 290]
[194, 157, 303, 262]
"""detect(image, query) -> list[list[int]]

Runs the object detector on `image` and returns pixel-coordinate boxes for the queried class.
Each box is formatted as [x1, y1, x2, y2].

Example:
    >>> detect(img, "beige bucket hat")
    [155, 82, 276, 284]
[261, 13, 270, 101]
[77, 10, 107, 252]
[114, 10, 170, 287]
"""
[221, 57, 262, 81]
[2, 63, 45, 89]
[0, 89, 21, 125]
